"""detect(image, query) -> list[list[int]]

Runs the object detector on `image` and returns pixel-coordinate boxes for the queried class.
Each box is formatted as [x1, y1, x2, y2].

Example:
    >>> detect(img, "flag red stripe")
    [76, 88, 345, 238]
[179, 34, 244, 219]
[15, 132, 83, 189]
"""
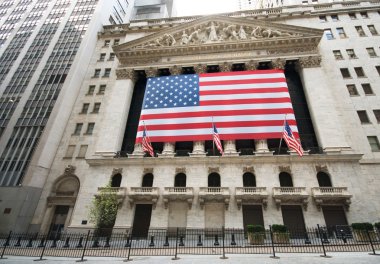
[137, 120, 298, 132]
[141, 108, 295, 120]
[200, 78, 286, 86]
[200, 97, 291, 106]
[200, 87, 289, 95]
[199, 69, 284, 77]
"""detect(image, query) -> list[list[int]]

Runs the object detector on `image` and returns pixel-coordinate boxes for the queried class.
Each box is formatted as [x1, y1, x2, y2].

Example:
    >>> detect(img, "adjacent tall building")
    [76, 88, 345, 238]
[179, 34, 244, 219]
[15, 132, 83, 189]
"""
[1, 0, 380, 236]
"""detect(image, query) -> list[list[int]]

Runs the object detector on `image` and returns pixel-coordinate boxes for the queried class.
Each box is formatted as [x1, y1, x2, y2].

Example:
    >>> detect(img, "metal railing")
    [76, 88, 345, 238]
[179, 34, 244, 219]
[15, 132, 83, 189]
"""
[1, 226, 379, 260]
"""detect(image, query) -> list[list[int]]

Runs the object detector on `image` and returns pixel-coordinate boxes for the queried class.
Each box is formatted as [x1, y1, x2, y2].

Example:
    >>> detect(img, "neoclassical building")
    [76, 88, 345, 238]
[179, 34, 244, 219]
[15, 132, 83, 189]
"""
[27, 1, 380, 236]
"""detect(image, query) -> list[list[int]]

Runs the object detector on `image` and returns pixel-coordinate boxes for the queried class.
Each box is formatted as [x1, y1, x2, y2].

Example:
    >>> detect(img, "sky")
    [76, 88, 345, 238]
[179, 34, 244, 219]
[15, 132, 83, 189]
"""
[175, 0, 239, 16]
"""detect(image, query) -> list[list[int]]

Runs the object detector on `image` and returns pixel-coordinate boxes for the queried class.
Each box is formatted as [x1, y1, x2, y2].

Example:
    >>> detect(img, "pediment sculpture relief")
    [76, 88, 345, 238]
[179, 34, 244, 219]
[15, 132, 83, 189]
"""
[136, 22, 301, 48]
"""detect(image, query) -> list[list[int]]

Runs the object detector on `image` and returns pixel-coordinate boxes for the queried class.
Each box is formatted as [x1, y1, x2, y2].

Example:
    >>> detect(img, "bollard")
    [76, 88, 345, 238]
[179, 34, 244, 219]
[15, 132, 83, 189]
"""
[149, 235, 155, 247]
[230, 234, 236, 246]
[124, 236, 131, 248]
[214, 234, 220, 246]
[104, 236, 110, 248]
[340, 230, 347, 244]
[197, 235, 203, 246]
[51, 237, 57, 248]
[63, 237, 70, 248]
[92, 237, 99, 248]
[76, 237, 84, 248]
[163, 236, 169, 247]
[305, 231, 311, 244]
[26, 237, 33, 247]
[14, 236, 21, 247]
[179, 235, 184, 246]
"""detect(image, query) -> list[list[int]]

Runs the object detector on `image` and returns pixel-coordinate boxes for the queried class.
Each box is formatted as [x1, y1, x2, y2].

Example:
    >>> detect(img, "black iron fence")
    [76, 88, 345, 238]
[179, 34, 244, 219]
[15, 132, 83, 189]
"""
[1, 226, 379, 260]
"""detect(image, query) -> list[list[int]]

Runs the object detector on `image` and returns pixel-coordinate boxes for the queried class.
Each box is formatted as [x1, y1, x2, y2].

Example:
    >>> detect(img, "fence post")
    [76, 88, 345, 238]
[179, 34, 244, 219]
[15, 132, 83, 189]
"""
[317, 225, 331, 258]
[220, 226, 227, 259]
[124, 234, 133, 262]
[171, 227, 180, 260]
[77, 230, 90, 262]
[366, 229, 378, 256]
[0, 231, 11, 259]
[269, 225, 279, 259]
[35, 232, 49, 261]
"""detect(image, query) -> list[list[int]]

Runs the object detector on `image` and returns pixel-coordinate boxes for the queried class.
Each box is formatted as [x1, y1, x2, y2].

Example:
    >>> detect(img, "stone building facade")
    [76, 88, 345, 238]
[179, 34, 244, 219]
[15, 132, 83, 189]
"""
[27, 1, 380, 234]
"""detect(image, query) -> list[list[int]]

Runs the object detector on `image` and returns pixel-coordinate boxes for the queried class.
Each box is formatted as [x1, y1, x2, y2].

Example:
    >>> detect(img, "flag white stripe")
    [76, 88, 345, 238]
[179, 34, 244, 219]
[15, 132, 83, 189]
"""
[200, 82, 287, 90]
[200, 92, 290, 101]
[199, 73, 285, 82]
[137, 125, 299, 138]
[141, 103, 293, 115]
[139, 114, 296, 126]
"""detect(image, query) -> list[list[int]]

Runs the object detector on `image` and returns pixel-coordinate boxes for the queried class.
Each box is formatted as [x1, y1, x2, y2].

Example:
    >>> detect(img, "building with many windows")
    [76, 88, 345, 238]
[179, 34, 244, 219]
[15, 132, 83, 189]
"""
[0, 0, 134, 232]
[2, 0, 380, 235]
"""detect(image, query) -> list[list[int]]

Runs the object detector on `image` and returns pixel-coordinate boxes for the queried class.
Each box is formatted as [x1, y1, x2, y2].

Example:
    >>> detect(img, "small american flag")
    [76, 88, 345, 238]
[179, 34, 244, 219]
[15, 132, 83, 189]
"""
[282, 120, 303, 157]
[213, 123, 224, 155]
[142, 128, 154, 157]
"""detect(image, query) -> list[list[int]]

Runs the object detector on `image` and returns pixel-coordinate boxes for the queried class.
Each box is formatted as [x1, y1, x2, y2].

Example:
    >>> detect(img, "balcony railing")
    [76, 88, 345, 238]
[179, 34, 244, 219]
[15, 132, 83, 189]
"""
[128, 187, 160, 209]
[199, 187, 230, 209]
[311, 187, 352, 210]
[96, 187, 126, 203]
[272, 187, 309, 210]
[235, 187, 268, 209]
[163, 187, 194, 209]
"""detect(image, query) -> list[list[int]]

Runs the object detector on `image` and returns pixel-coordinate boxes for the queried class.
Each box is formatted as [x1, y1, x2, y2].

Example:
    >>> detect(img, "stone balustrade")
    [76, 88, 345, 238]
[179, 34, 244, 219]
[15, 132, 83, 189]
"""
[128, 187, 160, 209]
[272, 187, 309, 210]
[198, 187, 230, 210]
[235, 187, 269, 210]
[163, 187, 194, 209]
[311, 187, 352, 210]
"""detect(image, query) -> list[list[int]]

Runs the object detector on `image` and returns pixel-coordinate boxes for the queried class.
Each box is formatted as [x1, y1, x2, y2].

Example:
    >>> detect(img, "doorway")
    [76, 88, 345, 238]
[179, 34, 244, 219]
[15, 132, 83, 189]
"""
[281, 205, 306, 237]
[49, 205, 69, 238]
[242, 205, 264, 234]
[322, 206, 348, 236]
[132, 204, 152, 237]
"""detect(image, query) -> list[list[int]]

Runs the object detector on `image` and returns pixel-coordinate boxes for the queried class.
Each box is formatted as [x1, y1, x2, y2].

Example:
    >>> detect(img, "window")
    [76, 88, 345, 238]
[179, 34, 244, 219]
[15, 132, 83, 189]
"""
[368, 25, 378, 35]
[333, 50, 343, 59]
[109, 53, 115, 61]
[346, 49, 357, 59]
[355, 26, 366, 36]
[73, 123, 83, 135]
[85, 123, 95, 135]
[362, 83, 374, 95]
[367, 136, 380, 152]
[346, 84, 358, 96]
[373, 110, 380, 123]
[319, 15, 327, 22]
[114, 39, 120, 45]
[376, 66, 380, 75]
[317, 172, 332, 187]
[92, 103, 101, 113]
[366, 48, 377, 57]
[103, 68, 111, 77]
[99, 53, 106, 61]
[340, 68, 351, 78]
[357, 110, 370, 123]
[360, 11, 368, 18]
[93, 69, 101, 78]
[142, 173, 154, 187]
[331, 14, 339, 21]
[98, 85, 106, 95]
[174, 173, 186, 187]
[87, 85, 95, 95]
[243, 172, 256, 187]
[77, 145, 88, 158]
[337, 27, 346, 38]
[111, 174, 122, 187]
[348, 13, 356, 19]
[80, 103, 89, 114]
[208, 172, 221, 187]
[104, 40, 110, 47]
[354, 67, 365, 77]
[324, 29, 334, 40]
[65, 145, 75, 158]
[279, 172, 293, 187]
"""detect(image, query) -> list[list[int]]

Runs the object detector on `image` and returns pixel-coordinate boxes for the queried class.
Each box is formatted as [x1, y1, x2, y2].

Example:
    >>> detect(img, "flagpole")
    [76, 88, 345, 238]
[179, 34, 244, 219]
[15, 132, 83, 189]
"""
[277, 114, 287, 155]
[212, 117, 215, 156]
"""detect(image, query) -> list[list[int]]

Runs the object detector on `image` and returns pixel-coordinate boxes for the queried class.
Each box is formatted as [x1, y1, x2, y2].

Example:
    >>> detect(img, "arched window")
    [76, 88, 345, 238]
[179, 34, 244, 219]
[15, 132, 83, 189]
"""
[317, 172, 332, 187]
[279, 172, 293, 187]
[142, 173, 153, 187]
[208, 172, 221, 187]
[243, 172, 256, 187]
[174, 173, 186, 187]
[111, 174, 122, 187]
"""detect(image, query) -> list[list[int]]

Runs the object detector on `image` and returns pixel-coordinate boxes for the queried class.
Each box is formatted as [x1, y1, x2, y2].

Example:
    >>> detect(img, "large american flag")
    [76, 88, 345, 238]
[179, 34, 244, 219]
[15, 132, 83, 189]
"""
[135, 70, 299, 143]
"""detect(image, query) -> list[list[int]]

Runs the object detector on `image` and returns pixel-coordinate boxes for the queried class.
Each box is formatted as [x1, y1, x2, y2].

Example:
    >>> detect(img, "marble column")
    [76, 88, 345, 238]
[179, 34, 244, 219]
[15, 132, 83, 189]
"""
[223, 140, 239, 156]
[254, 139, 273, 156]
[158, 142, 175, 157]
[297, 56, 352, 154]
[95, 69, 136, 157]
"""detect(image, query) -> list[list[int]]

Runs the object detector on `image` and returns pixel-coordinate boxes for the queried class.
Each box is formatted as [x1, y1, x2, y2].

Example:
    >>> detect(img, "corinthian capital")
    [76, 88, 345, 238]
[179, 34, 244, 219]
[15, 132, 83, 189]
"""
[271, 58, 286, 70]
[194, 64, 207, 74]
[145, 67, 157, 78]
[298, 56, 322, 68]
[116, 69, 136, 81]
[170, 65, 183, 75]
[245, 60, 259, 71]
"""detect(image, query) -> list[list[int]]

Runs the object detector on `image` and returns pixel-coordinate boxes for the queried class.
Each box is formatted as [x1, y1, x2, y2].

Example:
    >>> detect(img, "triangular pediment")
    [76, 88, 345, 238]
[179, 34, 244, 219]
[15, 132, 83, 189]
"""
[114, 15, 323, 67]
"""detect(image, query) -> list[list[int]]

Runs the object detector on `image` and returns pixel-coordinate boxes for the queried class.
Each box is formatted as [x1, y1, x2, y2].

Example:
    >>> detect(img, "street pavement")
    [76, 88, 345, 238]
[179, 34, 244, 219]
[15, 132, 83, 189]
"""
[1, 252, 380, 263]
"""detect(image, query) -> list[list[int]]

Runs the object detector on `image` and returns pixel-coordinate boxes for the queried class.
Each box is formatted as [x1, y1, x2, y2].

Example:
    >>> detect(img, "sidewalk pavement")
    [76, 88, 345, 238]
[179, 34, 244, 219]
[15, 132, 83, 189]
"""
[1, 252, 379, 263]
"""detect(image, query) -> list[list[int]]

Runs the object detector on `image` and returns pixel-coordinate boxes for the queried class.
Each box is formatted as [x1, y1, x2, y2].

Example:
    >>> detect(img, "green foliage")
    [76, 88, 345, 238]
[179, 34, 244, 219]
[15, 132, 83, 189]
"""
[88, 182, 119, 229]
[247, 224, 265, 233]
[271, 224, 288, 233]
[351, 222, 373, 231]
[374, 222, 380, 229]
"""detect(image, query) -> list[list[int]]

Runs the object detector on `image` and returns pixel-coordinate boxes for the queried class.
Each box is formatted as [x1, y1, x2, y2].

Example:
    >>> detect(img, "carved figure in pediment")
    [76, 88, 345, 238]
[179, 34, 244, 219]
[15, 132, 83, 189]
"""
[188, 29, 202, 44]
[238, 26, 247, 40]
[181, 31, 189, 45]
[223, 25, 239, 41]
[251, 26, 263, 39]
[206, 22, 219, 41]
[163, 34, 176, 46]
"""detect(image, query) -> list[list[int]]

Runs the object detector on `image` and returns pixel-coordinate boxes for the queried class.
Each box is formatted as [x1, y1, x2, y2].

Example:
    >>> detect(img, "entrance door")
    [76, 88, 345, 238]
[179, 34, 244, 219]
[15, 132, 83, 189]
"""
[281, 205, 306, 237]
[242, 205, 264, 233]
[49, 205, 69, 238]
[322, 206, 348, 235]
[132, 204, 152, 237]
